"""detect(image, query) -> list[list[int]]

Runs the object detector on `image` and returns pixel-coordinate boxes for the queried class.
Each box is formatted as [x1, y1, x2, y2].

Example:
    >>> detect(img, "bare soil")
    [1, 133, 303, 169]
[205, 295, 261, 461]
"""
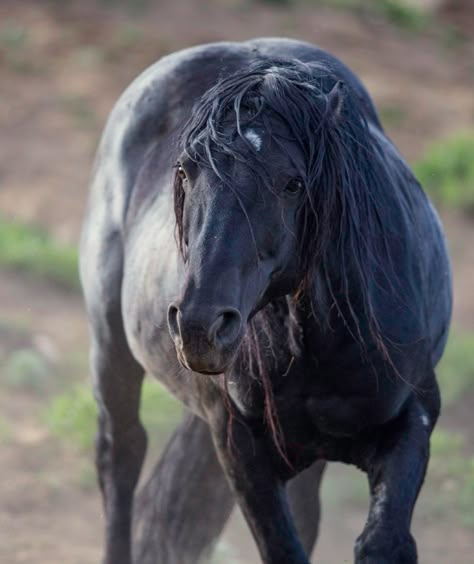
[0, 1, 473, 562]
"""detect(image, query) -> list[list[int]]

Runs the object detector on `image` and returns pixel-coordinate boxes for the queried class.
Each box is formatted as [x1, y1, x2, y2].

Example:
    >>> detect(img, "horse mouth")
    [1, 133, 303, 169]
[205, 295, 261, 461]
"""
[196, 368, 223, 376]
[176, 348, 229, 376]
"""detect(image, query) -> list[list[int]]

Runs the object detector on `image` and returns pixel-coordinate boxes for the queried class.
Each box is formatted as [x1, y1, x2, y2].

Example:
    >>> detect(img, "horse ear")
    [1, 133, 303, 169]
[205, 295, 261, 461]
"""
[327, 80, 346, 123]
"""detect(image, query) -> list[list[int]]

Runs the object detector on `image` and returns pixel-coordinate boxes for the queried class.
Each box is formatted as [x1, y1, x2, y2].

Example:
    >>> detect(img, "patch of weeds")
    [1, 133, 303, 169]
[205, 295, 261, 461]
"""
[45, 379, 182, 452]
[0, 21, 47, 75]
[0, 217, 79, 290]
[5, 57, 47, 75]
[60, 95, 98, 130]
[442, 24, 467, 50]
[0, 22, 29, 50]
[140, 379, 183, 433]
[44, 384, 97, 451]
[436, 333, 474, 405]
[3, 348, 52, 394]
[297, 0, 434, 32]
[423, 429, 474, 529]
[414, 131, 474, 214]
[373, 0, 430, 32]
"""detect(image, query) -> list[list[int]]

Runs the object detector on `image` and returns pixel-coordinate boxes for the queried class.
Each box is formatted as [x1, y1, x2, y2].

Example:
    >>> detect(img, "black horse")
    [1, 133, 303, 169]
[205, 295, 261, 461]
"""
[80, 38, 452, 564]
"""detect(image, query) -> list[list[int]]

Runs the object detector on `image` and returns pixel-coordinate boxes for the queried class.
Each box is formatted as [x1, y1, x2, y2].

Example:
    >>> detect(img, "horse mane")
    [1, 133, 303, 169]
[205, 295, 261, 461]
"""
[173, 57, 421, 460]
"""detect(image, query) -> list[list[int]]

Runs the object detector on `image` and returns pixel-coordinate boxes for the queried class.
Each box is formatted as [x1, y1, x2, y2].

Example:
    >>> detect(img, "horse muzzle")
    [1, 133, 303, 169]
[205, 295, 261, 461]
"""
[167, 302, 243, 374]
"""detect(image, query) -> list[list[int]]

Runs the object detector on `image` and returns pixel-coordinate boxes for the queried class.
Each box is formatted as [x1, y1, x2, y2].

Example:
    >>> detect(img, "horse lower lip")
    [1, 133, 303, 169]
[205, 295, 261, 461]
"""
[198, 369, 223, 376]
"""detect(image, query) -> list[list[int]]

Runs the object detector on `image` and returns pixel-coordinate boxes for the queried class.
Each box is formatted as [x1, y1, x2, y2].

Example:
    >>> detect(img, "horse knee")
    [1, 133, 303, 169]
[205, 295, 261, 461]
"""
[95, 413, 147, 503]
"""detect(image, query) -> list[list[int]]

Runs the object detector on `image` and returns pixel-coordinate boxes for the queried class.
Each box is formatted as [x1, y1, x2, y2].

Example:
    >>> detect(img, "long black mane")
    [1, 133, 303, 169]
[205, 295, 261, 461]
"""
[174, 58, 420, 356]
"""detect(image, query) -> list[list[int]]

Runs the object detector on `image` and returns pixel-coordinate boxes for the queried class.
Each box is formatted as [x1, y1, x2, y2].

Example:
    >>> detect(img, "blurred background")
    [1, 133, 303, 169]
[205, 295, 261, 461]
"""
[0, 0, 473, 562]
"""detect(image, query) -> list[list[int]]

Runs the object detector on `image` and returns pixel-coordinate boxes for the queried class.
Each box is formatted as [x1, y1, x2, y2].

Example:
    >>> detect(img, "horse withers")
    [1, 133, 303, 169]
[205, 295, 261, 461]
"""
[79, 38, 452, 564]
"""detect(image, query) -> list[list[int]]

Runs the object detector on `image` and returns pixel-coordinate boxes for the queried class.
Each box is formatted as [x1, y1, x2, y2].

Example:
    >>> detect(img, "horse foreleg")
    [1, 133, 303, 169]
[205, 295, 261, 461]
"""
[207, 406, 311, 564]
[354, 390, 440, 564]
[90, 331, 147, 564]
[133, 413, 325, 564]
[133, 412, 234, 564]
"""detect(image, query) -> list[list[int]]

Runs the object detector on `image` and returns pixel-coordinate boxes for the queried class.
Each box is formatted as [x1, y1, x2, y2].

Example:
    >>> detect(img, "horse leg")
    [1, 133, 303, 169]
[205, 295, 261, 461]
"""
[354, 388, 440, 564]
[90, 326, 147, 564]
[133, 413, 326, 564]
[207, 406, 311, 564]
[81, 226, 147, 564]
[133, 412, 233, 564]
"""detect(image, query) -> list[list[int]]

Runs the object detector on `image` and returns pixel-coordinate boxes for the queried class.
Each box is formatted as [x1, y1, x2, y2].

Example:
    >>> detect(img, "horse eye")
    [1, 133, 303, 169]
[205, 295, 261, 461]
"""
[285, 178, 303, 194]
[176, 164, 187, 182]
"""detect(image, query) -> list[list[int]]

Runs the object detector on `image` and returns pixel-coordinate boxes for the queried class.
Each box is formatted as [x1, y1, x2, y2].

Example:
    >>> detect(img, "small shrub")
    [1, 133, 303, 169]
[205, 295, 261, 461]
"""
[374, 0, 430, 32]
[428, 429, 474, 529]
[0, 218, 79, 289]
[414, 132, 474, 213]
[4, 348, 51, 393]
[45, 379, 182, 452]
[45, 384, 97, 451]
[0, 22, 29, 50]
[436, 332, 474, 405]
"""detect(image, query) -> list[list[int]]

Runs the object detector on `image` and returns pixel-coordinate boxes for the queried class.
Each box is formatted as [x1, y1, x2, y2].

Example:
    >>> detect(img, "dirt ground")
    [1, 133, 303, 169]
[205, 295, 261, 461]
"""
[0, 1, 474, 563]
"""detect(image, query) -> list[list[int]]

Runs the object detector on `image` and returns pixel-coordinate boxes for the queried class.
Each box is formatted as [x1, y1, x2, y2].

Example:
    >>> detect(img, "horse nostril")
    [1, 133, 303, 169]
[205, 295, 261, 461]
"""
[209, 308, 242, 347]
[167, 304, 181, 342]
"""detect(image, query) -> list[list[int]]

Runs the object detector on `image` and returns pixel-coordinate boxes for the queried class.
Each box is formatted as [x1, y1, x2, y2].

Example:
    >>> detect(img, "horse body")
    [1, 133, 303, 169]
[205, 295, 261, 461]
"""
[80, 38, 452, 564]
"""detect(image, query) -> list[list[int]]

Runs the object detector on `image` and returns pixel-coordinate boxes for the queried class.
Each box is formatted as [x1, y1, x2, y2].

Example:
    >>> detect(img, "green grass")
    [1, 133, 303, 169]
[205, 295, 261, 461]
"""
[0, 21, 29, 50]
[414, 132, 474, 213]
[45, 379, 183, 452]
[284, 0, 434, 32]
[373, 0, 430, 32]
[0, 217, 79, 289]
[3, 348, 52, 394]
[437, 332, 474, 406]
[426, 429, 474, 529]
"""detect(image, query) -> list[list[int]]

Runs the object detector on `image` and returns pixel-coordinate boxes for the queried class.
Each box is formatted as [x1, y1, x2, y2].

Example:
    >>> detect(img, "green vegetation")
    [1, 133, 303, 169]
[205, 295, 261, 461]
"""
[428, 429, 474, 529]
[45, 378, 183, 452]
[259, 0, 433, 32]
[3, 348, 52, 394]
[436, 332, 474, 405]
[414, 132, 474, 214]
[0, 21, 29, 50]
[0, 217, 79, 289]
[0, 21, 46, 74]
[372, 0, 430, 32]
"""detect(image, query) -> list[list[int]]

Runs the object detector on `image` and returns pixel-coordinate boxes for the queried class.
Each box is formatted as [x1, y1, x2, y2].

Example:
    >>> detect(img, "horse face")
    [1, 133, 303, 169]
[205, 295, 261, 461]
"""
[168, 124, 305, 374]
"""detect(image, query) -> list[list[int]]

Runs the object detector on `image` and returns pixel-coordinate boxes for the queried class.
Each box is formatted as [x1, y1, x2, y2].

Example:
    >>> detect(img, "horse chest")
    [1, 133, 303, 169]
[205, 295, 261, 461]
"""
[230, 357, 366, 448]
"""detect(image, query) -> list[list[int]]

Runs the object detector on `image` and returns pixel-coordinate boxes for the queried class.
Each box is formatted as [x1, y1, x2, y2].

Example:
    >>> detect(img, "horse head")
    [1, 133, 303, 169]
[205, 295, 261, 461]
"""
[168, 60, 358, 374]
